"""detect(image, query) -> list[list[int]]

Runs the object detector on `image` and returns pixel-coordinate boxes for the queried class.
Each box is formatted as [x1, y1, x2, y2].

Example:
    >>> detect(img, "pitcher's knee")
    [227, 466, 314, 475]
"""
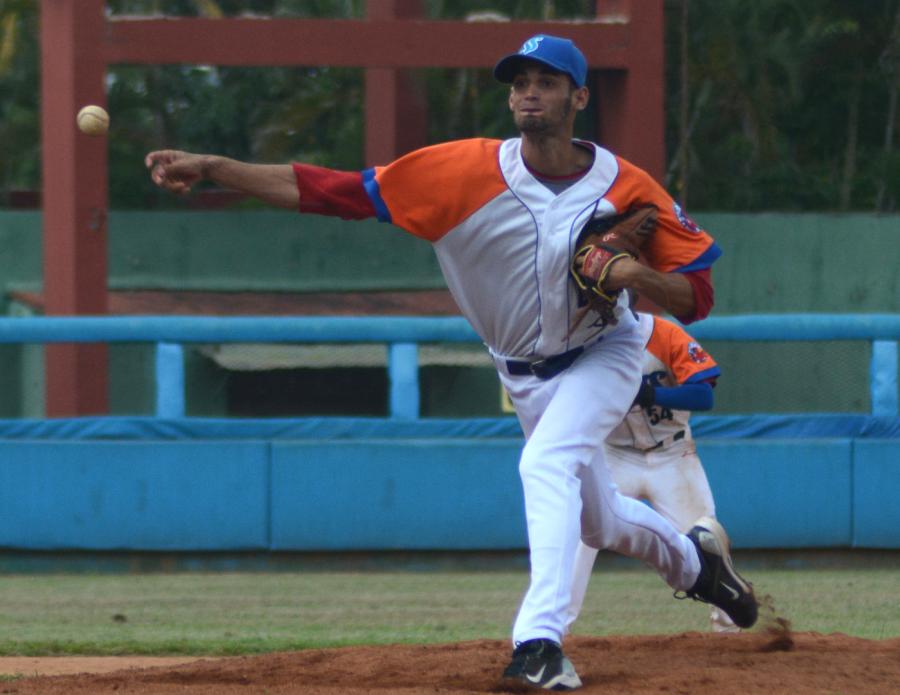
[519, 439, 593, 480]
[580, 531, 609, 551]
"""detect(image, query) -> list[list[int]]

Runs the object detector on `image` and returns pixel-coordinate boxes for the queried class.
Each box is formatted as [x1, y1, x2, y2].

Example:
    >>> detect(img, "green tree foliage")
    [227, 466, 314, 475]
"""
[667, 0, 899, 211]
[1, 0, 897, 211]
[0, 0, 40, 200]
[106, 64, 365, 208]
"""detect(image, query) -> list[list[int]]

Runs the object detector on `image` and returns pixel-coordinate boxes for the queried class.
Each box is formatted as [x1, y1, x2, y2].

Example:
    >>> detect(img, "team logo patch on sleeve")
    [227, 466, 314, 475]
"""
[687, 341, 709, 363]
[673, 202, 702, 233]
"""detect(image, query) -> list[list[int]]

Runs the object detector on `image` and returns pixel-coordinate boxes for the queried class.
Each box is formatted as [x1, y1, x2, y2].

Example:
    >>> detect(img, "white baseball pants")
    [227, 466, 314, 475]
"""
[565, 439, 737, 632]
[495, 328, 701, 646]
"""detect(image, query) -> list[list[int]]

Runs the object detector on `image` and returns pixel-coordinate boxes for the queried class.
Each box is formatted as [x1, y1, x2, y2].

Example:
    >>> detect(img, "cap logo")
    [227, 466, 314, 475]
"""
[519, 36, 544, 55]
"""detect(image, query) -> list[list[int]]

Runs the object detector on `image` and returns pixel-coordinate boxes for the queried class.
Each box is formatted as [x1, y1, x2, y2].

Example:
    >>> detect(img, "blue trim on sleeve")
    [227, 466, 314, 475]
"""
[362, 168, 392, 223]
[684, 366, 721, 384]
[676, 241, 723, 273]
[654, 382, 714, 411]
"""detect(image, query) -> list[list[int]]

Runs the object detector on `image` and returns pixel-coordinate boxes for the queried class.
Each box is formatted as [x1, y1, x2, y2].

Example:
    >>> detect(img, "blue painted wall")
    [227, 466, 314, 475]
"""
[0, 441, 269, 550]
[698, 440, 854, 548]
[270, 440, 525, 551]
[852, 440, 900, 548]
[0, 433, 897, 551]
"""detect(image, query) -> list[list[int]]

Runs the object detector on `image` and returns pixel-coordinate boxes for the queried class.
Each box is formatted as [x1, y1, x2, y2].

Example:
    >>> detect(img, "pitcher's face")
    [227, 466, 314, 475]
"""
[508, 64, 587, 136]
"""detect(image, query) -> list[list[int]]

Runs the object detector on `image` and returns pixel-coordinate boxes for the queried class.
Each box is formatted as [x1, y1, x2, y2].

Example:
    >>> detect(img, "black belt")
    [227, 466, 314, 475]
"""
[505, 345, 586, 380]
[646, 430, 686, 451]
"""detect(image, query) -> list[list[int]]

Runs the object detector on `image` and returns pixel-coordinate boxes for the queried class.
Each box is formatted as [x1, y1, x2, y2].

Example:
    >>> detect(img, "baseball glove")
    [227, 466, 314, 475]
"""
[568, 204, 659, 334]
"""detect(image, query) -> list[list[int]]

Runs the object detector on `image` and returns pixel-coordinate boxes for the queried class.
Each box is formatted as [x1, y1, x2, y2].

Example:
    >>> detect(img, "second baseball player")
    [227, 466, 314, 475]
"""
[566, 312, 738, 634]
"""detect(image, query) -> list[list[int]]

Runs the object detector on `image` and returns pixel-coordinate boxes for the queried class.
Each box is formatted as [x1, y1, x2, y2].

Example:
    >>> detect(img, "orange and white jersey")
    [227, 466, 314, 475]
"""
[606, 314, 720, 451]
[303, 137, 721, 358]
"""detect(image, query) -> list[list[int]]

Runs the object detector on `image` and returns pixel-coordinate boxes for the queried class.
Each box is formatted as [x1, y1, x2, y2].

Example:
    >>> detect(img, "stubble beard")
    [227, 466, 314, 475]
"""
[515, 98, 572, 137]
[517, 115, 550, 134]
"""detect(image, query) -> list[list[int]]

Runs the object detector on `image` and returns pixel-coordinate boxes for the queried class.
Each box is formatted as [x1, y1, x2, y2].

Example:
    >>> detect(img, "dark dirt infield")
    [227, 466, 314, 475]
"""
[2, 631, 898, 694]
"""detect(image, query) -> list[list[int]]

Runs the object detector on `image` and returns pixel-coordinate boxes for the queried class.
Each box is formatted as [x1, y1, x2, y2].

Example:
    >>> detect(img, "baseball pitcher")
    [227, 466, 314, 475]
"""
[146, 33, 757, 692]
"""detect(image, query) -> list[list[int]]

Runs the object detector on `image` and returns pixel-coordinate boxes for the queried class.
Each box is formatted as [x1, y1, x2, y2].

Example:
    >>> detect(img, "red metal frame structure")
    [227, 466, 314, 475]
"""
[40, 0, 664, 415]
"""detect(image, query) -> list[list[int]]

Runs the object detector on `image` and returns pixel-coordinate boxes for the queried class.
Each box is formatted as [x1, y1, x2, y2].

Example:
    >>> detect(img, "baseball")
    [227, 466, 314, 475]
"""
[76, 105, 109, 136]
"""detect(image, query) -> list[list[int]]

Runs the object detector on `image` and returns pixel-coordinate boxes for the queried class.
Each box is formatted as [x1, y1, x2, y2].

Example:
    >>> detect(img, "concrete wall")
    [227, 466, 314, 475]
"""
[1, 211, 898, 418]
[2, 211, 899, 310]
[0, 212, 896, 552]
[1, 434, 897, 551]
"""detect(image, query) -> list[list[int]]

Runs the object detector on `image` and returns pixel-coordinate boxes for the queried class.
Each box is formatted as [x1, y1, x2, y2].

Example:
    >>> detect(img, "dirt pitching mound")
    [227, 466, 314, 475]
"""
[2, 632, 898, 694]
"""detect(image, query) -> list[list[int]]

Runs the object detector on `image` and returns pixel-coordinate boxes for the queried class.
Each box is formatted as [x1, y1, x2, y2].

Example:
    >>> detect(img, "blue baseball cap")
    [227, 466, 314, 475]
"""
[494, 34, 587, 88]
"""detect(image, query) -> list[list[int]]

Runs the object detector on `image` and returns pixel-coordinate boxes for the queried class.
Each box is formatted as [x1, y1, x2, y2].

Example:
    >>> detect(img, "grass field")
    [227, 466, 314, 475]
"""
[0, 559, 897, 655]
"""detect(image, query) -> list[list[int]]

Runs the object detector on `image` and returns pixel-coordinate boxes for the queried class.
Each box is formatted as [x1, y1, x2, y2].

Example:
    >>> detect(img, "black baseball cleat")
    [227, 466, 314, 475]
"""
[501, 638, 582, 691]
[683, 516, 758, 629]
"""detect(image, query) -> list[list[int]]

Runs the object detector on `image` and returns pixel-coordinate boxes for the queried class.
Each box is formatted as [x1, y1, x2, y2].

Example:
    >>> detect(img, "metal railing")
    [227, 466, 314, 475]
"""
[0, 313, 896, 419]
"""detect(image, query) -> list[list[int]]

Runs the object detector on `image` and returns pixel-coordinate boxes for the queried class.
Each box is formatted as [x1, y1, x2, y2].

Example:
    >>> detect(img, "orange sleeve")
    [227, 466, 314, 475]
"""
[368, 139, 508, 242]
[646, 317, 720, 385]
[605, 158, 721, 273]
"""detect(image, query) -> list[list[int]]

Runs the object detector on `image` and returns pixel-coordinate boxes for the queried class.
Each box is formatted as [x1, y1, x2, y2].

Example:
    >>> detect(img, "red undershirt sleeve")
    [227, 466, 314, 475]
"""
[675, 268, 714, 324]
[292, 163, 376, 220]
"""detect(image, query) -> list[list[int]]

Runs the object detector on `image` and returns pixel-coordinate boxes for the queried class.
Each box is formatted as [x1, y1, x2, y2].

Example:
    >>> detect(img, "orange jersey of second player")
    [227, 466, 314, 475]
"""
[606, 314, 720, 451]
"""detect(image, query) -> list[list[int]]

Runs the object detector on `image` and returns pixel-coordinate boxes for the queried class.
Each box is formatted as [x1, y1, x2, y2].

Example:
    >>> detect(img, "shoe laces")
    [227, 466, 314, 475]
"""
[674, 588, 709, 604]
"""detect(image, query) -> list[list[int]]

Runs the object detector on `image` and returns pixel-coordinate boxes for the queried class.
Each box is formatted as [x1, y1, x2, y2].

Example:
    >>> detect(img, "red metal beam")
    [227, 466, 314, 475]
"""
[103, 18, 631, 69]
[618, 0, 666, 179]
[40, 0, 109, 415]
[364, 0, 428, 166]
[593, 0, 665, 179]
[38, 1, 664, 416]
